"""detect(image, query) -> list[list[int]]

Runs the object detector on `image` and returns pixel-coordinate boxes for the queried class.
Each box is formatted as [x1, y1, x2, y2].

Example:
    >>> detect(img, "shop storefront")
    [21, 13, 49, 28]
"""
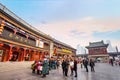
[0, 18, 50, 62]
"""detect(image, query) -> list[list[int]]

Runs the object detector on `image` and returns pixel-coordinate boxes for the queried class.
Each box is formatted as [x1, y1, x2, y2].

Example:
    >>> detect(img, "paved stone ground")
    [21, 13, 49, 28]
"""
[0, 63, 120, 80]
[0, 61, 33, 72]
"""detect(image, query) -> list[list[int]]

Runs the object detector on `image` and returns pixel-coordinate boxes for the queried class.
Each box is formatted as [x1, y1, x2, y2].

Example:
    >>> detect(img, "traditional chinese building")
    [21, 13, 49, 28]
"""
[0, 3, 76, 62]
[86, 40, 109, 62]
[52, 39, 76, 58]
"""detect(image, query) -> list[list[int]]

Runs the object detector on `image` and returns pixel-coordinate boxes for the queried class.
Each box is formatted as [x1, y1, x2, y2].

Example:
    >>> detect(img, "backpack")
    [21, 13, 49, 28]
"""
[31, 63, 36, 69]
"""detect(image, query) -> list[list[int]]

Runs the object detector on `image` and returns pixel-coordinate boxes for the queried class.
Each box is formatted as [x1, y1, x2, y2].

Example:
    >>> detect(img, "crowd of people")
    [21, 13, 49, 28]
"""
[61, 58, 78, 77]
[31, 57, 60, 78]
[31, 57, 95, 78]
[109, 57, 120, 66]
[80, 58, 95, 72]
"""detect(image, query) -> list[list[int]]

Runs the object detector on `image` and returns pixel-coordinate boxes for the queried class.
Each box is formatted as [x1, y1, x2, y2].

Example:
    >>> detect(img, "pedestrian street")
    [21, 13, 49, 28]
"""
[0, 63, 120, 80]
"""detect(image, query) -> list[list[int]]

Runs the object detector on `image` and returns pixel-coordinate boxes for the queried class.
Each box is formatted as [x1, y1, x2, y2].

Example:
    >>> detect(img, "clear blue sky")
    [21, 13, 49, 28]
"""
[1, 0, 120, 22]
[0, 0, 120, 51]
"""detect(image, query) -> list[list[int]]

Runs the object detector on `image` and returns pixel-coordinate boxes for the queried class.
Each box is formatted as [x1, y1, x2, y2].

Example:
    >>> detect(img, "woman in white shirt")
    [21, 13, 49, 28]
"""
[69, 59, 74, 76]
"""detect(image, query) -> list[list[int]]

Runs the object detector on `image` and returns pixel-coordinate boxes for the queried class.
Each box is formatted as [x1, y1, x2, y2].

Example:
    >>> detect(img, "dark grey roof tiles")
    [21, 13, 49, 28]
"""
[86, 40, 109, 48]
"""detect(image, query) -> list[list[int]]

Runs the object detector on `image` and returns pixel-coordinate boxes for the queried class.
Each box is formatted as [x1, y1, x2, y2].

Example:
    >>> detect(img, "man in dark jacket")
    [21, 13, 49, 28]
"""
[90, 59, 95, 72]
[73, 58, 77, 77]
[64, 59, 69, 76]
[84, 58, 89, 72]
[62, 60, 66, 75]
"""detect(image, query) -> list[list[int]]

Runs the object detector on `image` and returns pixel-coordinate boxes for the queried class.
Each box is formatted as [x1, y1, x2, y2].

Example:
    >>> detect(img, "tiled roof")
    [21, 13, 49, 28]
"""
[53, 38, 76, 50]
[86, 40, 108, 48]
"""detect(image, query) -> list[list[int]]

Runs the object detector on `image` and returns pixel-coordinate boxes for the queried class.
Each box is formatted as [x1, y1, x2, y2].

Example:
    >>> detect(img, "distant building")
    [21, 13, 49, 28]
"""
[76, 44, 85, 54]
[76, 44, 81, 54]
[106, 40, 116, 52]
[76, 54, 88, 58]
[86, 40, 109, 62]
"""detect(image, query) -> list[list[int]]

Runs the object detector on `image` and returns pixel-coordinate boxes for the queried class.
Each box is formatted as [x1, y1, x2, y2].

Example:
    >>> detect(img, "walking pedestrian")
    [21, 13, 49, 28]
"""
[62, 60, 66, 75]
[84, 58, 89, 72]
[64, 59, 69, 77]
[31, 61, 37, 73]
[69, 59, 74, 76]
[42, 58, 49, 78]
[73, 58, 77, 77]
[36, 61, 41, 75]
[90, 59, 95, 72]
[110, 59, 114, 66]
[80, 58, 84, 68]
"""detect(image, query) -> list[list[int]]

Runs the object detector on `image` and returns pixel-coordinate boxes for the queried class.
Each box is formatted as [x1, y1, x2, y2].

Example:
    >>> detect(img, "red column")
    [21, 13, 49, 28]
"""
[18, 52, 21, 61]
[33, 50, 36, 61]
[31, 50, 36, 61]
[39, 52, 42, 60]
[29, 49, 32, 61]
[38, 52, 41, 60]
[0, 44, 5, 62]
[42, 51, 45, 60]
[22, 48, 26, 61]
[7, 44, 12, 61]
[36, 51, 39, 60]
[30, 52, 32, 61]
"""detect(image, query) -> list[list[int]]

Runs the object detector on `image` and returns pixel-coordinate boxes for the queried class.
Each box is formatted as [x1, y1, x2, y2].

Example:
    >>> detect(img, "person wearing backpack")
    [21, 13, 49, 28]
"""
[31, 61, 37, 73]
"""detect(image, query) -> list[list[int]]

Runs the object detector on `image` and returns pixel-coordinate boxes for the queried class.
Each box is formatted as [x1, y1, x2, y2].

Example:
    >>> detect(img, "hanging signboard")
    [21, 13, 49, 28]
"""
[1, 30, 36, 46]
[62, 49, 72, 54]
[36, 39, 44, 48]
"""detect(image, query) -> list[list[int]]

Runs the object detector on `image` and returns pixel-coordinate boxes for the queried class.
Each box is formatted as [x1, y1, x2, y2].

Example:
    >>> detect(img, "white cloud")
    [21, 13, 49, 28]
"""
[34, 16, 120, 51]
[39, 16, 120, 36]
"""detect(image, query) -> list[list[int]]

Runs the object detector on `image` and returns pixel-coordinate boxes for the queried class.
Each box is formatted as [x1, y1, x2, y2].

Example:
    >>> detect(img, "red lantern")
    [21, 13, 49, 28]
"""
[0, 43, 4, 46]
